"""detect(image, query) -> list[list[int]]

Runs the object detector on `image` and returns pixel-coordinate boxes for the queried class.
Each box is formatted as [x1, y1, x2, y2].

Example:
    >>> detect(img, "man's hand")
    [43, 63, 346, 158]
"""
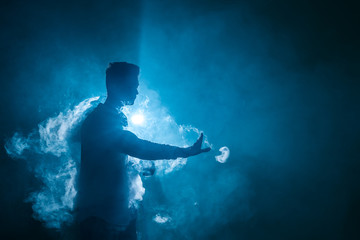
[187, 133, 211, 157]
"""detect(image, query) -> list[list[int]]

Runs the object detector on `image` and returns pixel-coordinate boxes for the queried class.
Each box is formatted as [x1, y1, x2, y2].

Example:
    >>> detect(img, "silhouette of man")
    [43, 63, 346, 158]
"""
[76, 62, 210, 239]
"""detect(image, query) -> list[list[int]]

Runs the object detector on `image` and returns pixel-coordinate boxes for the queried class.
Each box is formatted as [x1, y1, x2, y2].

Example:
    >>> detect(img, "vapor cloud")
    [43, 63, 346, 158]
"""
[215, 146, 230, 163]
[4, 85, 230, 232]
[5, 97, 99, 228]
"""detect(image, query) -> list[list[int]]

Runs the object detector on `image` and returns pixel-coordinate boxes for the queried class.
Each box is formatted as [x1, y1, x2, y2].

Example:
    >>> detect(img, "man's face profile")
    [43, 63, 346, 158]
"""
[123, 75, 139, 105]
[111, 74, 139, 106]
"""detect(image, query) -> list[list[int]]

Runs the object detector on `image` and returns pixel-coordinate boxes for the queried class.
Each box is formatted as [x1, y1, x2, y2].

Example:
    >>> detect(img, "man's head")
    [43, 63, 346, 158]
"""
[106, 62, 140, 106]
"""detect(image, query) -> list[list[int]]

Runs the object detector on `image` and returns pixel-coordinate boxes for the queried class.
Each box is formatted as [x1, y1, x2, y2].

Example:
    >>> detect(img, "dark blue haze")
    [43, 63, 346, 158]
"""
[0, 0, 359, 239]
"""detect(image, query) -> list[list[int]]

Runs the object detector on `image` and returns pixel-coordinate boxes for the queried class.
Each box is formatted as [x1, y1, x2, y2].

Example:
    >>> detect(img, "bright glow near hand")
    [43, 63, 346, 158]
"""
[131, 113, 145, 125]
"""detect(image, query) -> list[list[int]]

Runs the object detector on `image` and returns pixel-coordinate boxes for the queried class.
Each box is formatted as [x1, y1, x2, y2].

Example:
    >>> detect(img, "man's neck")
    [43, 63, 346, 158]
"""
[104, 97, 124, 109]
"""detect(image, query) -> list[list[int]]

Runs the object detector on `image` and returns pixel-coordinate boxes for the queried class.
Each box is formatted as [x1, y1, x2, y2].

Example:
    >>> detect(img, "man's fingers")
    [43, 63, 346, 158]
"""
[197, 133, 204, 144]
[193, 133, 204, 148]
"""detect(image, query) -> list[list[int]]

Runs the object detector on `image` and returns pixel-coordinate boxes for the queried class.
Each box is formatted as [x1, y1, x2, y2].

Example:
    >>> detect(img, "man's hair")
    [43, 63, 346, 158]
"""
[106, 62, 139, 92]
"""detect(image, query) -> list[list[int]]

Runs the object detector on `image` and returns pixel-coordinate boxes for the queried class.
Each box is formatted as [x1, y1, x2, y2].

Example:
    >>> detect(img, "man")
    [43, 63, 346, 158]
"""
[76, 62, 210, 239]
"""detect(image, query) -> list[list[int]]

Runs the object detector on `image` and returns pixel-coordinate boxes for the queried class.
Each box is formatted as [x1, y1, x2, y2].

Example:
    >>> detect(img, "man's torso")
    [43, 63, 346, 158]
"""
[76, 104, 135, 226]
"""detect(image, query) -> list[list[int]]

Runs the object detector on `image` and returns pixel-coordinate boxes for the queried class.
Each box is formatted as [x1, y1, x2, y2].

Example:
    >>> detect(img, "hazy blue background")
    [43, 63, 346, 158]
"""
[1, 0, 359, 239]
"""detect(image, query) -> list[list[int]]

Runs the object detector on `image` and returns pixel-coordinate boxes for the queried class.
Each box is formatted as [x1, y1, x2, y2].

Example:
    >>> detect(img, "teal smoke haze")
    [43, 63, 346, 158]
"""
[4, 85, 232, 231]
[5, 97, 99, 228]
[0, 0, 359, 239]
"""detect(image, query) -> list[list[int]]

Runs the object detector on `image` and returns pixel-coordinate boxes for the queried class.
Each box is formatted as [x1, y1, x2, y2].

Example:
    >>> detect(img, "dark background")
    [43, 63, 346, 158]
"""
[1, 0, 359, 239]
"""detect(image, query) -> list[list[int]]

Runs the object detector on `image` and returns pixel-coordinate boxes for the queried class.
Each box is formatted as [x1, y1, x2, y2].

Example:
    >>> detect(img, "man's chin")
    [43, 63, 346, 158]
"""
[126, 100, 135, 105]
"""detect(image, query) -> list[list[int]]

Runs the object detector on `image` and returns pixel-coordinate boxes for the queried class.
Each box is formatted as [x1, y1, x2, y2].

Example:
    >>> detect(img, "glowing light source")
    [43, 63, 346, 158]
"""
[131, 113, 145, 125]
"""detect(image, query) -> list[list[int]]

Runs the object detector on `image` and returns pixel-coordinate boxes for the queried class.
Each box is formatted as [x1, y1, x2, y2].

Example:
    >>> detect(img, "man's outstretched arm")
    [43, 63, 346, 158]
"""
[116, 130, 210, 160]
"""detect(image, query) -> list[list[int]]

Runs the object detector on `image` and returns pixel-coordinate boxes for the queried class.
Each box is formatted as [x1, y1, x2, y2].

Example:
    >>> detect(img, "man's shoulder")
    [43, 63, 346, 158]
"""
[82, 104, 127, 131]
[84, 104, 111, 122]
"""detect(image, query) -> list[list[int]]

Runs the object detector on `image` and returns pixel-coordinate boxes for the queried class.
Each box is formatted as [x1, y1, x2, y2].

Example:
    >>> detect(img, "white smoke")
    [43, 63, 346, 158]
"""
[122, 86, 217, 210]
[215, 146, 230, 163]
[5, 96, 100, 228]
[122, 86, 213, 176]
[4, 85, 228, 229]
[153, 214, 171, 224]
[128, 173, 146, 208]
[5, 132, 30, 157]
